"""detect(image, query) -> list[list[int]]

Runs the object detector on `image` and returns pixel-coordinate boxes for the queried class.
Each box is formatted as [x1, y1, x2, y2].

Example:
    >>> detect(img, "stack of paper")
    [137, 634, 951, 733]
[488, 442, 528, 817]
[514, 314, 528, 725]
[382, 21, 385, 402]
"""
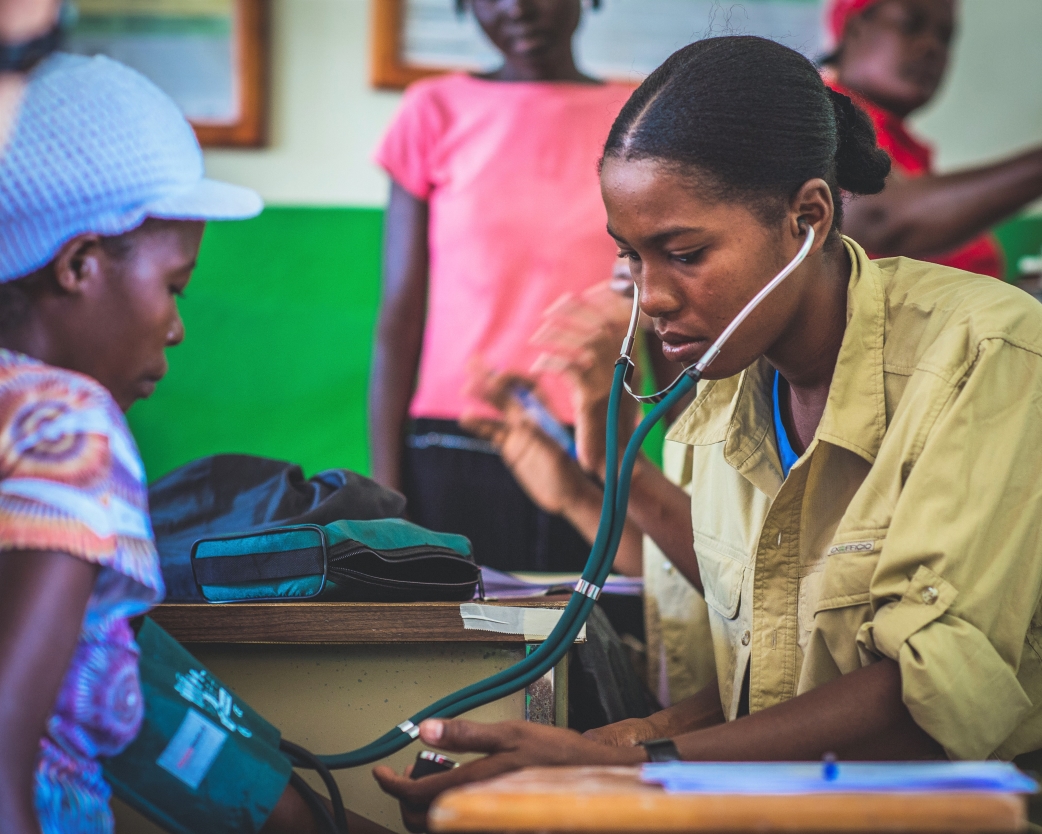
[642, 762, 1038, 794]
[479, 567, 643, 599]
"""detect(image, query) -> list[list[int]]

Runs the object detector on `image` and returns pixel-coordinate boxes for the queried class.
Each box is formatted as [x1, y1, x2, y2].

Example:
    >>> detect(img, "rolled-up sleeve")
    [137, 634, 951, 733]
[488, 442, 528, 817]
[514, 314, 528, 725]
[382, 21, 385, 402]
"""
[856, 338, 1042, 760]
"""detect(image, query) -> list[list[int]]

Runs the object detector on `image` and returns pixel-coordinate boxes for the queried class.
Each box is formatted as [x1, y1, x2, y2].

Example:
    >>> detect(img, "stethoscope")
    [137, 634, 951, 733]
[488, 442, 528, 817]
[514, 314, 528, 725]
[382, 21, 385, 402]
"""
[296, 225, 816, 777]
[620, 223, 816, 405]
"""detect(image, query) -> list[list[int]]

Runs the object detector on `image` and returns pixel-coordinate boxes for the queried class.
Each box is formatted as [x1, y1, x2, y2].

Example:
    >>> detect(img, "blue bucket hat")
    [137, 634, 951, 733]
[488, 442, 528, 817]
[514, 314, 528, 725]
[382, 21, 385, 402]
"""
[0, 53, 262, 283]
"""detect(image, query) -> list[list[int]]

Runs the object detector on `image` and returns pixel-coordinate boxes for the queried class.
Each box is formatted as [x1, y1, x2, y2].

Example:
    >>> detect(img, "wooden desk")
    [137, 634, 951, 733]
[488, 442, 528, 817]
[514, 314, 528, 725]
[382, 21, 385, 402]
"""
[114, 599, 574, 834]
[148, 598, 580, 643]
[429, 766, 1027, 833]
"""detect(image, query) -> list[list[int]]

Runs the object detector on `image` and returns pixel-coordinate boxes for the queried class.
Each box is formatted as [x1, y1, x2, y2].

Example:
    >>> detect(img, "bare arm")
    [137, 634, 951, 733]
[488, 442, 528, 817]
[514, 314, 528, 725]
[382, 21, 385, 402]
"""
[0, 550, 98, 834]
[466, 405, 697, 583]
[585, 679, 725, 747]
[464, 404, 644, 577]
[548, 458, 643, 577]
[368, 181, 430, 490]
[845, 147, 1042, 258]
[374, 660, 941, 831]
[624, 456, 699, 591]
[675, 658, 942, 761]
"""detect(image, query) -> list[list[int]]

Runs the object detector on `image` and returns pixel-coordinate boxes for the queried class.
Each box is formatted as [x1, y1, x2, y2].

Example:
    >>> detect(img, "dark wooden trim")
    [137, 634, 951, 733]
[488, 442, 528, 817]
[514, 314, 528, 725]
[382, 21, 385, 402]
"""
[194, 0, 269, 147]
[370, 0, 448, 90]
[152, 598, 571, 644]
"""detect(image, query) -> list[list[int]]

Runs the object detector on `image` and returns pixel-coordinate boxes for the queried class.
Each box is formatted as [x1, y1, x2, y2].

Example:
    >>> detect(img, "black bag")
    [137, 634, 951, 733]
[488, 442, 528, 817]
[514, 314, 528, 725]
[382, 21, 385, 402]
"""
[150, 455, 406, 601]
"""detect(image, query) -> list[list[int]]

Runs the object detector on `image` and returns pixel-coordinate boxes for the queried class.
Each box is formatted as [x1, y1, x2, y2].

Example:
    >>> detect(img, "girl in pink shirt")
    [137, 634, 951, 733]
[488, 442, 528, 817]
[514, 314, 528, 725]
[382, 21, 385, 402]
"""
[370, 0, 634, 571]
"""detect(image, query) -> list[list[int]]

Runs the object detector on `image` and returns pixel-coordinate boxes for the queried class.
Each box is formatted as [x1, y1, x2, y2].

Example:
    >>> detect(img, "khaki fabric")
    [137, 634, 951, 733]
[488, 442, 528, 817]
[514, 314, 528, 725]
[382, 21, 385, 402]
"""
[643, 440, 717, 705]
[667, 237, 1042, 761]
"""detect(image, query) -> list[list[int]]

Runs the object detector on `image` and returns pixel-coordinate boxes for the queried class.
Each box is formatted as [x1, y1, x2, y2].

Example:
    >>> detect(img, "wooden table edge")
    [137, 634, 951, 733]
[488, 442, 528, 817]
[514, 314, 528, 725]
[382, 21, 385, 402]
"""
[149, 598, 579, 644]
[428, 767, 1029, 833]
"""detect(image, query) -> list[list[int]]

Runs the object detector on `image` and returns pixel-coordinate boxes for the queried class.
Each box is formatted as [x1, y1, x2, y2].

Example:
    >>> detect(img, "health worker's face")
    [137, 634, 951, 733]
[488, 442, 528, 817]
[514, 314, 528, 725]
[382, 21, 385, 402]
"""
[600, 158, 808, 381]
[62, 220, 203, 410]
[838, 0, 955, 117]
[471, 0, 581, 61]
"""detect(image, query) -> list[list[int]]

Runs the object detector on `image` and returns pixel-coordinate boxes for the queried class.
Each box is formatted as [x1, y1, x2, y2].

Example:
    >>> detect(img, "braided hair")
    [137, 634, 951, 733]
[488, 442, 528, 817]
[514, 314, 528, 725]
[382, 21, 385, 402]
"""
[603, 36, 891, 231]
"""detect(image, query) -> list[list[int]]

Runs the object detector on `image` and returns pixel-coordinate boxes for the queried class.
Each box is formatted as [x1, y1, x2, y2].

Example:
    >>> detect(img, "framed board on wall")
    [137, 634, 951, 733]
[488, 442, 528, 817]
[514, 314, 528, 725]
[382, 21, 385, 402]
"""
[66, 0, 269, 147]
[371, 0, 824, 90]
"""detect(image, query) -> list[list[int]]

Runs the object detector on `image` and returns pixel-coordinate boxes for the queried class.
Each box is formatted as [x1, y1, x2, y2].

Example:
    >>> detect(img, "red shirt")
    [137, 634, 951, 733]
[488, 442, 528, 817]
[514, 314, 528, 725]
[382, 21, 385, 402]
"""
[828, 80, 1004, 279]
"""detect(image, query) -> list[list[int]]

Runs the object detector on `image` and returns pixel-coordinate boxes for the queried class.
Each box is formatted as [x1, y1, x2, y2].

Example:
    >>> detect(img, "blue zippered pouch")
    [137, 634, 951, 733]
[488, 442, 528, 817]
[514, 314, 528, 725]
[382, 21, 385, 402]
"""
[190, 518, 480, 603]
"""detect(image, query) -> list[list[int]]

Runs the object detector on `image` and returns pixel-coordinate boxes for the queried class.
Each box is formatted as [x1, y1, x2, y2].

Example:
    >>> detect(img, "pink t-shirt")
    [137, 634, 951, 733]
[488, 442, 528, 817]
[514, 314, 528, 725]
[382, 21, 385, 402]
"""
[375, 73, 633, 423]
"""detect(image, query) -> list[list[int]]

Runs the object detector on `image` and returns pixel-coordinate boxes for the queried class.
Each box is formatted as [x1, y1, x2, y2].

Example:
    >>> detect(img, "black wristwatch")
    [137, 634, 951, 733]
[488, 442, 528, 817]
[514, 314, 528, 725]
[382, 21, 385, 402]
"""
[641, 737, 681, 763]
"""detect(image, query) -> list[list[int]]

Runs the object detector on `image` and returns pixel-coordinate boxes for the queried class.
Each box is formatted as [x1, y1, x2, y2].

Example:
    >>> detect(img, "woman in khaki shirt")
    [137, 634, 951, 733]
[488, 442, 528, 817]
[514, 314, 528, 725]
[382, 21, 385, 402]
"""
[375, 34, 1042, 829]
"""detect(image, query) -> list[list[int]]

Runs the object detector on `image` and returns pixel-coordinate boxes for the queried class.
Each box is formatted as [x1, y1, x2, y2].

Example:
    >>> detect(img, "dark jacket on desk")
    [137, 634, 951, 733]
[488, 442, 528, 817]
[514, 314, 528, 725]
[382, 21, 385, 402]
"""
[150, 454, 406, 600]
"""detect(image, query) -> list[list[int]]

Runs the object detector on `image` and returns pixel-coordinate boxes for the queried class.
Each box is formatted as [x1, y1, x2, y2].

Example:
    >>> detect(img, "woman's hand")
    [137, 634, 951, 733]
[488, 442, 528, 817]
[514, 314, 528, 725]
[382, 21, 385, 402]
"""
[461, 362, 586, 516]
[529, 279, 642, 478]
[373, 718, 646, 833]
[462, 359, 644, 575]
[464, 413, 584, 517]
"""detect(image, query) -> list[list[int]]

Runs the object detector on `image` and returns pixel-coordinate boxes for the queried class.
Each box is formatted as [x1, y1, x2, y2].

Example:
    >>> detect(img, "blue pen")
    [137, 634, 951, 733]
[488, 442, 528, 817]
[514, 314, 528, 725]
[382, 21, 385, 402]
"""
[822, 752, 839, 782]
[511, 385, 577, 459]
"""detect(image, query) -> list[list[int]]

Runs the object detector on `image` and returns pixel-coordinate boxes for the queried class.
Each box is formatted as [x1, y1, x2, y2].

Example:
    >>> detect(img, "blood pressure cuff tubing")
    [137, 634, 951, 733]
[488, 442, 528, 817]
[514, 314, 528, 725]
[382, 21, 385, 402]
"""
[102, 617, 292, 834]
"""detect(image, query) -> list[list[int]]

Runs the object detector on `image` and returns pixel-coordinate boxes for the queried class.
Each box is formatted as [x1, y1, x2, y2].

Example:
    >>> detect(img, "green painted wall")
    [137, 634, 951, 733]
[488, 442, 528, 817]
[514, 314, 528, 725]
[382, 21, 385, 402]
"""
[128, 207, 1042, 483]
[996, 215, 1042, 282]
[128, 207, 382, 481]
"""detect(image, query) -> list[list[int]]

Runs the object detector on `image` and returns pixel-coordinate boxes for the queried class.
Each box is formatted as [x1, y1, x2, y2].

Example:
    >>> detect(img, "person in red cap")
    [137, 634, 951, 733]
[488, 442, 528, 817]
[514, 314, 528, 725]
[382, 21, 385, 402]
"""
[823, 0, 1042, 278]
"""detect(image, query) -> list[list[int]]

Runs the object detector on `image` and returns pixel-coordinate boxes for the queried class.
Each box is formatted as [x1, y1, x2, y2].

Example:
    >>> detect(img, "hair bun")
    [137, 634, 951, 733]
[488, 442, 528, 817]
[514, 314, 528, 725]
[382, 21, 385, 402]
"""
[827, 88, 891, 195]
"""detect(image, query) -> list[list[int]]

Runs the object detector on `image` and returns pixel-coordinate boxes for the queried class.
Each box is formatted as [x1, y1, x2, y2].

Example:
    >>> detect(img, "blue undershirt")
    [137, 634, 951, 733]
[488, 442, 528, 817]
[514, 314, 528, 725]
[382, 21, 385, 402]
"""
[773, 371, 799, 478]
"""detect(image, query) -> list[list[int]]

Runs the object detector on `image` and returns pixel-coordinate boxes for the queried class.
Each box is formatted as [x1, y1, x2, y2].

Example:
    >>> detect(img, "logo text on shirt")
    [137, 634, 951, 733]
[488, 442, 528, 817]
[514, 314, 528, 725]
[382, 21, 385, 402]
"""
[827, 540, 876, 556]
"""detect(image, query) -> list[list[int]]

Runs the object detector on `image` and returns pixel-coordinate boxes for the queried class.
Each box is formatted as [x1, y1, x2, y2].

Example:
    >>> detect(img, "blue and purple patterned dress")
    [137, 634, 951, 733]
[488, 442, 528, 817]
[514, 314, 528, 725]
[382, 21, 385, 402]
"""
[0, 349, 164, 834]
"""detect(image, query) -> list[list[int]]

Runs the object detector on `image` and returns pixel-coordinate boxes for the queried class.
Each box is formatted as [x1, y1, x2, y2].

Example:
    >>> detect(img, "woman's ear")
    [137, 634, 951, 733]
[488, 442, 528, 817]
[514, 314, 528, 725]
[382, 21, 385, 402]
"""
[50, 234, 106, 296]
[789, 178, 835, 254]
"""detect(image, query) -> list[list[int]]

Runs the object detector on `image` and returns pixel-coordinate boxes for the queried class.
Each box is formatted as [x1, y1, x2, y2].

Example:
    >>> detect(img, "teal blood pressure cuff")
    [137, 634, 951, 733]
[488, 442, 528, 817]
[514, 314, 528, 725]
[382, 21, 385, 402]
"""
[102, 617, 292, 834]
[191, 518, 480, 603]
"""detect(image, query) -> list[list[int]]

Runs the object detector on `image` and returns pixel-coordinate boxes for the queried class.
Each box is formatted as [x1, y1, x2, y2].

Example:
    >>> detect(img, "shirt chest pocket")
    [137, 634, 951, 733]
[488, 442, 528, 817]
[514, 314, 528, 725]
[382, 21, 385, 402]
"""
[798, 538, 879, 631]
[694, 539, 750, 714]
[701, 554, 744, 621]
[815, 540, 880, 613]
[693, 533, 748, 620]
[807, 538, 882, 671]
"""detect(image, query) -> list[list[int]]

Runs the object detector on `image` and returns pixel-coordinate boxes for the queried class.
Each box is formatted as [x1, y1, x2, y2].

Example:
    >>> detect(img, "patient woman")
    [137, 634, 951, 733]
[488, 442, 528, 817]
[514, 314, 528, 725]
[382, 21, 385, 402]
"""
[824, 0, 1042, 277]
[375, 35, 1042, 830]
[0, 55, 357, 834]
[369, 0, 635, 572]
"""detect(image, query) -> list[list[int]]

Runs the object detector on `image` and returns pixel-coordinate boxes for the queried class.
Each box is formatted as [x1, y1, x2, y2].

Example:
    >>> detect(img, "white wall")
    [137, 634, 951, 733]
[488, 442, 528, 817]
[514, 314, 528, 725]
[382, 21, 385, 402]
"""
[204, 0, 1042, 210]
[204, 0, 402, 207]
[912, 0, 1042, 177]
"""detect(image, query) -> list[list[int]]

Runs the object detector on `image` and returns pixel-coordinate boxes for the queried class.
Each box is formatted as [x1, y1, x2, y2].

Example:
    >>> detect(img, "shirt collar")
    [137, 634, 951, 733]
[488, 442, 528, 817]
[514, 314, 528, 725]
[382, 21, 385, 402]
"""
[667, 237, 887, 486]
[815, 237, 888, 464]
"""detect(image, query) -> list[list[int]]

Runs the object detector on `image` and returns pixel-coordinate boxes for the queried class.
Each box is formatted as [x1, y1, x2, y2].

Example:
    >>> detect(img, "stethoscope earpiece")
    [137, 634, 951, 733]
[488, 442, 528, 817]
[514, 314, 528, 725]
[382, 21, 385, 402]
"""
[620, 224, 816, 404]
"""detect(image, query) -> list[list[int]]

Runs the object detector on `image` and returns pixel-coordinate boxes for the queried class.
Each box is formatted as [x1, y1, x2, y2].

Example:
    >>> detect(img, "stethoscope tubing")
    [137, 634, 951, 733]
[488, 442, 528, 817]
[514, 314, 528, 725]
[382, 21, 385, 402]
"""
[317, 362, 630, 769]
[314, 227, 814, 770]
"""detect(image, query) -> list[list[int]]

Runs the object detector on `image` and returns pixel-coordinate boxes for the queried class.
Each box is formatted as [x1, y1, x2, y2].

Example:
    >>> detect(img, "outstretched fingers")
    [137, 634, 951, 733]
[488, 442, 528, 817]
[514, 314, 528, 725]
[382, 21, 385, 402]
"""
[418, 718, 523, 754]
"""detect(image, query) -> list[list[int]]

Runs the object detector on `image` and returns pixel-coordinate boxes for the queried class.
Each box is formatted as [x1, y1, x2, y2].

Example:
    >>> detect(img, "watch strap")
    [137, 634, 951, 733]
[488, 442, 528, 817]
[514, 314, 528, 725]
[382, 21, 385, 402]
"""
[641, 737, 681, 763]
